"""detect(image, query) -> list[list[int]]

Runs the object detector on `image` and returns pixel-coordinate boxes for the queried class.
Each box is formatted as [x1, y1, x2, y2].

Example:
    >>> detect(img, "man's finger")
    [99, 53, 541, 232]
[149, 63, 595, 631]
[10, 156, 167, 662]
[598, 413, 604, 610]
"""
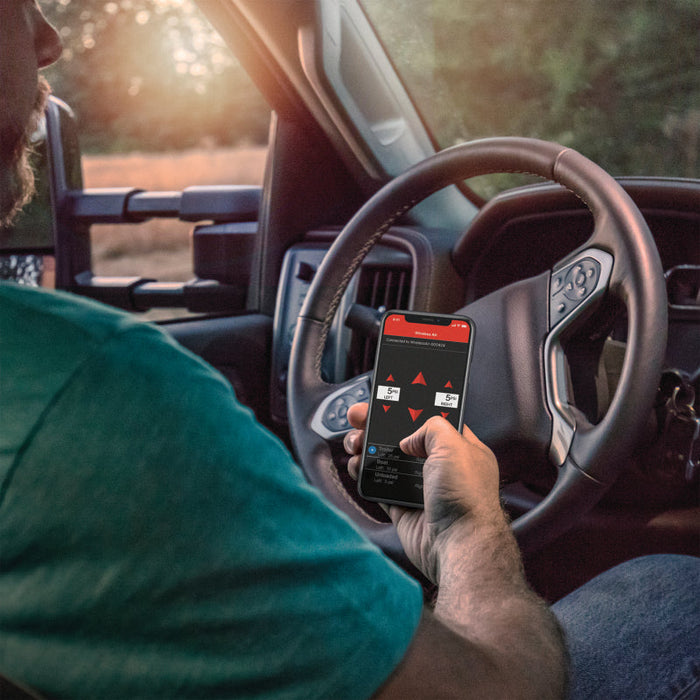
[343, 429, 363, 456]
[347, 402, 368, 430]
[347, 455, 360, 480]
[399, 415, 458, 459]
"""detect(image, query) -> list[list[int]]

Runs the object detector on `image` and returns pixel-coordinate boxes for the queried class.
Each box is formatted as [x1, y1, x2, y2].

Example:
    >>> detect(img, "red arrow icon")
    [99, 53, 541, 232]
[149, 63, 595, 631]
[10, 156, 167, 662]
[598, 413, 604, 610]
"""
[412, 372, 427, 385]
[383, 405, 391, 412]
[408, 407, 423, 422]
[441, 412, 450, 419]
[386, 374, 395, 382]
[444, 380, 453, 388]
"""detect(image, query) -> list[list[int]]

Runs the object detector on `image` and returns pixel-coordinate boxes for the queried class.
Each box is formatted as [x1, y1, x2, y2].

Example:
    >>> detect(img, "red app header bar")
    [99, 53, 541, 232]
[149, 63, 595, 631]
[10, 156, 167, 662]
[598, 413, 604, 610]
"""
[383, 314, 471, 343]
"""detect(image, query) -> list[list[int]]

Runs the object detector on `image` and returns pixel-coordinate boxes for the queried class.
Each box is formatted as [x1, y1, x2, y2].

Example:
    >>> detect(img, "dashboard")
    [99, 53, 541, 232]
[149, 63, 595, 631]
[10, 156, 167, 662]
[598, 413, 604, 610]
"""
[271, 177, 699, 511]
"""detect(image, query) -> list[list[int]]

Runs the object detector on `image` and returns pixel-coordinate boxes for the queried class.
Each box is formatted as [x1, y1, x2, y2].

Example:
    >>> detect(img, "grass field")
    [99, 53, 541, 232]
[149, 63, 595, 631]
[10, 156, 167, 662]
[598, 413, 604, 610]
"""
[85, 146, 267, 281]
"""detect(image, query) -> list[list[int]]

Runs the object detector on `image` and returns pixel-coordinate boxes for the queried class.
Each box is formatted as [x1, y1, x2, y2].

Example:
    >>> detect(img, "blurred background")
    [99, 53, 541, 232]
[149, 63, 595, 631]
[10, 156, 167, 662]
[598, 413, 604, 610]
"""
[38, 0, 270, 286]
[39, 0, 270, 154]
[34, 0, 699, 286]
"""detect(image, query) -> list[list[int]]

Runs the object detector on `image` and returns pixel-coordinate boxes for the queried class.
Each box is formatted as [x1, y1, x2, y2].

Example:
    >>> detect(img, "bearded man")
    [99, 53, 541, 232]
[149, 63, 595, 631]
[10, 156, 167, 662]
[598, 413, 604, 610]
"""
[0, 1, 59, 227]
[0, 76, 50, 228]
[0, 3, 698, 700]
[0, 2, 59, 287]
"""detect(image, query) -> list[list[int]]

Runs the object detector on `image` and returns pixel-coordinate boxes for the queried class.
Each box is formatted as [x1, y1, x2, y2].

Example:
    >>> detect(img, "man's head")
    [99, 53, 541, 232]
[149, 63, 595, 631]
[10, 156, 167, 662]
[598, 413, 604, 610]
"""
[0, 1, 62, 227]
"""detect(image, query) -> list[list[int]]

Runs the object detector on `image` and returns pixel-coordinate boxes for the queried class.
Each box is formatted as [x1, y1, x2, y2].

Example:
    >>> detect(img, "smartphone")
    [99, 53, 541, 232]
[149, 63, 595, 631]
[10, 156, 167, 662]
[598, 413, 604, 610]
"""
[358, 311, 474, 508]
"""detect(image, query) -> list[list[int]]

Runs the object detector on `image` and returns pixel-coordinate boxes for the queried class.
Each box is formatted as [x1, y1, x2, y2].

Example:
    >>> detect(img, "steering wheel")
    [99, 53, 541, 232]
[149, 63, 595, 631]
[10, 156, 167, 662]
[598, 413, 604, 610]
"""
[288, 137, 667, 560]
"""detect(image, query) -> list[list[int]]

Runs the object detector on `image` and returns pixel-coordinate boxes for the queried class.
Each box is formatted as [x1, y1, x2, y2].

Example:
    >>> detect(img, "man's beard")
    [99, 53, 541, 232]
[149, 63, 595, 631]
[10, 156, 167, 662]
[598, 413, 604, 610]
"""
[0, 76, 51, 228]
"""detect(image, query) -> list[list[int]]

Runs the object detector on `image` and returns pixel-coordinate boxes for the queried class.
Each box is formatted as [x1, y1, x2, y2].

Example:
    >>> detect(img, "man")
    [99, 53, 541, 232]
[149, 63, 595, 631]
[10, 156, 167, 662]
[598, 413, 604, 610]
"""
[0, 3, 697, 699]
[0, 2, 57, 228]
[0, 6, 566, 697]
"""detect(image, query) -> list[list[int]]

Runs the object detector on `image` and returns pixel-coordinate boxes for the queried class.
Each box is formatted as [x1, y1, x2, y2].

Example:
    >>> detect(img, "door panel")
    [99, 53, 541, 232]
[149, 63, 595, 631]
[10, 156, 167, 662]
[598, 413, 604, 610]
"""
[166, 314, 274, 429]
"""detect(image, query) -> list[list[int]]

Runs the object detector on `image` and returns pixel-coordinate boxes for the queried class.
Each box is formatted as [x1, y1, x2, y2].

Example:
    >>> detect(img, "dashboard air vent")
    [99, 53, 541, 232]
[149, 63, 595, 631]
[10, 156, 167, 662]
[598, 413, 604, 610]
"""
[351, 264, 412, 373]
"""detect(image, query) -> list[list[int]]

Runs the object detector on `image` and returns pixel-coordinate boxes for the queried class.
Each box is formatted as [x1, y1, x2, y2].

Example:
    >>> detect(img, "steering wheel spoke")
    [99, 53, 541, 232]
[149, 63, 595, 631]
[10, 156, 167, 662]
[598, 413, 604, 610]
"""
[545, 248, 614, 464]
[311, 372, 371, 441]
[549, 249, 614, 332]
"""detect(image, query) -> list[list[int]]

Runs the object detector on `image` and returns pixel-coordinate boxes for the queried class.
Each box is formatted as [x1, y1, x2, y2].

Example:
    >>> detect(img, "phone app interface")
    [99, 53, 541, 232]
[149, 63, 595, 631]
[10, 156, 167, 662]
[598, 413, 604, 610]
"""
[361, 314, 472, 505]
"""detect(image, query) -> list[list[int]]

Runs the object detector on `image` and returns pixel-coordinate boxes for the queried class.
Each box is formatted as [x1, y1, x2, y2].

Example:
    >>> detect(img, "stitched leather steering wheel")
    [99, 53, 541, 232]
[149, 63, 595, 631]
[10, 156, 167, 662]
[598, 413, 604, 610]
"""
[288, 137, 666, 560]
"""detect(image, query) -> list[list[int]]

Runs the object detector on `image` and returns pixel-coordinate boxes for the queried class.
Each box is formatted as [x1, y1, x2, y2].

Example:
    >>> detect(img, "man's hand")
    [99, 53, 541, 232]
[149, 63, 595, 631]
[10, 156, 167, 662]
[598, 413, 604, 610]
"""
[344, 403, 568, 699]
[344, 403, 502, 582]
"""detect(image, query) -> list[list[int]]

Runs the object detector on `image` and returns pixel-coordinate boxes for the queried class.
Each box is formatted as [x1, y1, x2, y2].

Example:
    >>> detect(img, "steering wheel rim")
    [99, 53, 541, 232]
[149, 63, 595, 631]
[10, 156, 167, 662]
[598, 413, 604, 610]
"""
[288, 137, 667, 560]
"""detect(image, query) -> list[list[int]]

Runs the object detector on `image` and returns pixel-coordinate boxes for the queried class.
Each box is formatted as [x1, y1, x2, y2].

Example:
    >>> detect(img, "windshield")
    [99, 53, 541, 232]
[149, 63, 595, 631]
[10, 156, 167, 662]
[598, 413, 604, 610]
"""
[361, 0, 699, 189]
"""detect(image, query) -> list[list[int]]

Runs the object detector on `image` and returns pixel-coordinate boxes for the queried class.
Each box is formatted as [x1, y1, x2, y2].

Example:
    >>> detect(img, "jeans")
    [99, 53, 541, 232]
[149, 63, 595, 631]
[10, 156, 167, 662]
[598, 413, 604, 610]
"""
[552, 554, 700, 700]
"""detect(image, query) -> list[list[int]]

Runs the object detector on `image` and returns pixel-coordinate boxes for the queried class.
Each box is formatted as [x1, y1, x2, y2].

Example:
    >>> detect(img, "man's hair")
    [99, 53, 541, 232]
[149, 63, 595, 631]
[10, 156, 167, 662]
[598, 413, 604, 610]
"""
[0, 76, 51, 228]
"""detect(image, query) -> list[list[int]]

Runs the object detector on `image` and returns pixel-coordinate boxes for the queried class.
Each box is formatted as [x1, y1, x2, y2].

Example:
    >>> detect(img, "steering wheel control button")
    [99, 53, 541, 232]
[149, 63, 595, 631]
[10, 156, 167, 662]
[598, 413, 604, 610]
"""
[552, 274, 565, 293]
[324, 383, 368, 432]
[323, 407, 348, 432]
[322, 391, 361, 432]
[550, 256, 602, 327]
[563, 258, 600, 302]
[354, 385, 369, 401]
[312, 376, 372, 440]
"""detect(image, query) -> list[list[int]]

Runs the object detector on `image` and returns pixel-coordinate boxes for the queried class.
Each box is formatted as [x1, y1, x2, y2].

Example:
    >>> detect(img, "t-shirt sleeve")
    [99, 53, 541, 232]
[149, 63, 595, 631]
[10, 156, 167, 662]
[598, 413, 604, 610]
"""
[0, 321, 423, 699]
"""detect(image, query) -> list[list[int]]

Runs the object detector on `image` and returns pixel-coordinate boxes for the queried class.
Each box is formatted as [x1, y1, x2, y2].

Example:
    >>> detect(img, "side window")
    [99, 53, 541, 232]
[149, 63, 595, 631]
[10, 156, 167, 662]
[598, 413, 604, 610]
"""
[39, 0, 270, 318]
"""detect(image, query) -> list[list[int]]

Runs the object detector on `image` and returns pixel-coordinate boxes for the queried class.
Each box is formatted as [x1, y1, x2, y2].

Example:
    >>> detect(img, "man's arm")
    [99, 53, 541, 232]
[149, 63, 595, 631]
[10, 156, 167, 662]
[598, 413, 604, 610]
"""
[345, 406, 568, 699]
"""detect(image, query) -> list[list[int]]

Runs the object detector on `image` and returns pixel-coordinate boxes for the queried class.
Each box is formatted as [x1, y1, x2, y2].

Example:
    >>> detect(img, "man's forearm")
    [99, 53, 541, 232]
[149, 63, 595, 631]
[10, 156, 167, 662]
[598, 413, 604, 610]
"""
[346, 410, 568, 699]
[433, 512, 568, 699]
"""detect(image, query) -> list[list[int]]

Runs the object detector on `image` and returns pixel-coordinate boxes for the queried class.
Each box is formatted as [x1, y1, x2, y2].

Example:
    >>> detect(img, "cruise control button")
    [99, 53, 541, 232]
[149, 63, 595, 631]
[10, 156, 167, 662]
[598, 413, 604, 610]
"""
[323, 413, 348, 431]
[355, 385, 369, 400]
[550, 257, 603, 328]
[564, 258, 600, 302]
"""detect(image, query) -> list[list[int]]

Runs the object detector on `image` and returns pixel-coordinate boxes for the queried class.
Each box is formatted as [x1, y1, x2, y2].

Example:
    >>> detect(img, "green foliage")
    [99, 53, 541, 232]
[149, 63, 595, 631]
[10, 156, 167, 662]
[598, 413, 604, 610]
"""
[39, 0, 270, 153]
[363, 0, 700, 182]
[38, 0, 700, 181]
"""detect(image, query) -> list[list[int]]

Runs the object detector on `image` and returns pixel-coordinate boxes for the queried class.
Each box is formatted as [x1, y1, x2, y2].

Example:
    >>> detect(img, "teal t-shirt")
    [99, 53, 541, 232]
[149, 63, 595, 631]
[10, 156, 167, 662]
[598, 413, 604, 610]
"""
[0, 283, 422, 699]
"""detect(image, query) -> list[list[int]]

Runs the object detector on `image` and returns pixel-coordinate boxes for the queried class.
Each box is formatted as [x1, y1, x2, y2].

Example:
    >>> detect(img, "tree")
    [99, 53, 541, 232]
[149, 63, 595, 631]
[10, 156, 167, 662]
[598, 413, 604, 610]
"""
[39, 0, 270, 153]
[363, 0, 700, 181]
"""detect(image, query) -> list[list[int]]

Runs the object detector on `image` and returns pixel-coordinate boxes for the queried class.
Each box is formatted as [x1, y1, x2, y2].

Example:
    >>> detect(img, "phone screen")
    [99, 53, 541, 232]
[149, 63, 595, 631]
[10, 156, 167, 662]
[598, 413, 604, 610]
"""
[358, 311, 474, 508]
